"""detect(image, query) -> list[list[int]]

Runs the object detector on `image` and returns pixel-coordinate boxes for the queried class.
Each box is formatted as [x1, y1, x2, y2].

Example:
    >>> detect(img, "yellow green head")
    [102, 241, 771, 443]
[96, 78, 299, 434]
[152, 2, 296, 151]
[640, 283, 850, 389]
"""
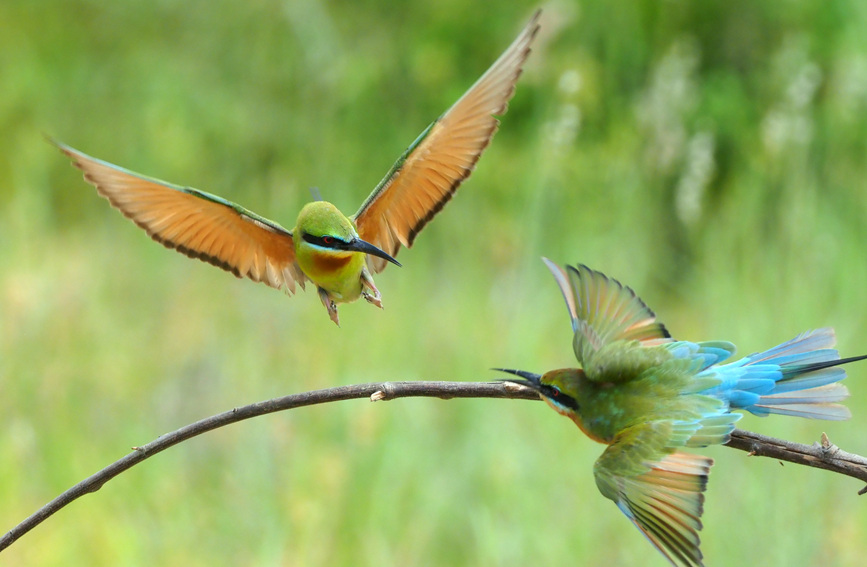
[495, 367, 604, 439]
[295, 201, 357, 241]
[294, 201, 401, 267]
[496, 368, 583, 412]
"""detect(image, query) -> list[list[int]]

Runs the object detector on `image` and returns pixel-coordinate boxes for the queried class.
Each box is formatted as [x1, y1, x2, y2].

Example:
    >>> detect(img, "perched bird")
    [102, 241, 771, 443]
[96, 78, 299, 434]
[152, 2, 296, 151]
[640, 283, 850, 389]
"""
[497, 259, 866, 567]
[54, 12, 540, 325]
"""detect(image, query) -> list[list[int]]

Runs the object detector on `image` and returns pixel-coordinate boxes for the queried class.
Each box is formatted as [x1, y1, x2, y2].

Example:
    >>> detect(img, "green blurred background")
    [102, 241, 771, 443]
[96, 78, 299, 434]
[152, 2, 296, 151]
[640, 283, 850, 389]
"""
[2, 0, 867, 565]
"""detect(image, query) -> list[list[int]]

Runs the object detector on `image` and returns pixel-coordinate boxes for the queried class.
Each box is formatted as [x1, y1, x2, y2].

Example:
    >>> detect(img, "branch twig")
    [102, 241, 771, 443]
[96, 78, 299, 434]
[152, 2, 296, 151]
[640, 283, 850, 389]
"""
[1, 380, 865, 553]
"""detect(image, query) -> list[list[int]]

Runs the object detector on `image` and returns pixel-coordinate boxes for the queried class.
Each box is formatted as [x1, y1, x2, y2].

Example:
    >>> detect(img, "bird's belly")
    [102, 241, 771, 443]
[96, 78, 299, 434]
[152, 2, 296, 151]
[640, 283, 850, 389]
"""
[299, 251, 366, 303]
[575, 390, 651, 443]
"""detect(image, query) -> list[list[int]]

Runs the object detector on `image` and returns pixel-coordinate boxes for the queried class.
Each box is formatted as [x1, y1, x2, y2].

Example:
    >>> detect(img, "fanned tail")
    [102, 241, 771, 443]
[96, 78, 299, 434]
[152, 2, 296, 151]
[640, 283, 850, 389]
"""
[701, 328, 865, 421]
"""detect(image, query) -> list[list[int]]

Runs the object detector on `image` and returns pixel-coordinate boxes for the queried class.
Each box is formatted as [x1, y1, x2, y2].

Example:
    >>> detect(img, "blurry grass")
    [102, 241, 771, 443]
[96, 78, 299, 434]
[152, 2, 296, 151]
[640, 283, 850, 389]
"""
[3, 0, 867, 565]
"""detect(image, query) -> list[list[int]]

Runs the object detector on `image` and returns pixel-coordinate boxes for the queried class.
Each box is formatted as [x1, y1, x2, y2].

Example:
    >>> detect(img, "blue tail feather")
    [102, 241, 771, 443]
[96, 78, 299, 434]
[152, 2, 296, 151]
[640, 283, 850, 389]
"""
[700, 328, 863, 421]
[666, 340, 736, 371]
[756, 383, 849, 405]
[769, 368, 846, 394]
[726, 390, 761, 409]
[744, 329, 836, 363]
[760, 350, 839, 370]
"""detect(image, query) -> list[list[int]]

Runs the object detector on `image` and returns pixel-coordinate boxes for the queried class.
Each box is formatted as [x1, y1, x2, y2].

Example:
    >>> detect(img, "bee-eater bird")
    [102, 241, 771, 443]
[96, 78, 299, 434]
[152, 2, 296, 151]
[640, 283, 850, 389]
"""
[53, 12, 540, 325]
[497, 259, 867, 567]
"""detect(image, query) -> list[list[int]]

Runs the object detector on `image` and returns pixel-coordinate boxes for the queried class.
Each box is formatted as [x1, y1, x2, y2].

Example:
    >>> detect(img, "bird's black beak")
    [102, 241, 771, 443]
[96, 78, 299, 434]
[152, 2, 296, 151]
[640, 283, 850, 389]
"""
[492, 368, 543, 390]
[348, 238, 402, 267]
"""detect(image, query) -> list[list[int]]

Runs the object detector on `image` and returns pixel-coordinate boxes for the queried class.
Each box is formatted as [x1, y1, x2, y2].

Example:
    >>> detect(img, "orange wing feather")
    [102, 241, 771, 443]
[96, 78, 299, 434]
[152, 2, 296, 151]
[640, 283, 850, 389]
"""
[55, 141, 307, 294]
[353, 11, 540, 273]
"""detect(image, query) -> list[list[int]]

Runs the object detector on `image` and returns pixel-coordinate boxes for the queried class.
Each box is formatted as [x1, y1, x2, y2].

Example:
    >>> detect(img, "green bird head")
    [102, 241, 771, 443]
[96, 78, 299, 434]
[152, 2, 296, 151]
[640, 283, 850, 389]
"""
[496, 367, 589, 420]
[294, 201, 401, 266]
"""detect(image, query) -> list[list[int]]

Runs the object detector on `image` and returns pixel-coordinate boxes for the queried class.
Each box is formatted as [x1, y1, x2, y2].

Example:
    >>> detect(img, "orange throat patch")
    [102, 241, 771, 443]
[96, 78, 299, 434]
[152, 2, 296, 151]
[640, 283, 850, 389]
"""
[311, 251, 354, 273]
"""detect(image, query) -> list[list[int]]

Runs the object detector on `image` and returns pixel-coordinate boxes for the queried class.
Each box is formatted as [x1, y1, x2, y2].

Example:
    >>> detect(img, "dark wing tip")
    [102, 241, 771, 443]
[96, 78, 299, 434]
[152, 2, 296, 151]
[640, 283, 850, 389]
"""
[404, 121, 501, 247]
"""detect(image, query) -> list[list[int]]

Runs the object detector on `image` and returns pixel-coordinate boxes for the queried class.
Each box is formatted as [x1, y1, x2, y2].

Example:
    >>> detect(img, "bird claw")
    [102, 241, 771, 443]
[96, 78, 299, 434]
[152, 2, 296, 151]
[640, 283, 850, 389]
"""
[318, 288, 340, 326]
[363, 291, 383, 309]
[360, 267, 383, 309]
[327, 303, 340, 326]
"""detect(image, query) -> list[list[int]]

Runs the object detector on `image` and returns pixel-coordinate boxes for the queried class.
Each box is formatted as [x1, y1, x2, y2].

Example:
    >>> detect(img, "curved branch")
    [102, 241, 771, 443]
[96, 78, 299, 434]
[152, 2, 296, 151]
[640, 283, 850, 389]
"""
[1, 380, 865, 553]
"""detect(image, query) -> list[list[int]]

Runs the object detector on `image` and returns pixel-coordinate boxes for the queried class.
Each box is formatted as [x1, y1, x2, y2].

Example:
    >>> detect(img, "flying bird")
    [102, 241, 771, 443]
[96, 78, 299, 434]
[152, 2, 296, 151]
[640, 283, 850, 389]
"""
[497, 258, 866, 567]
[54, 11, 540, 325]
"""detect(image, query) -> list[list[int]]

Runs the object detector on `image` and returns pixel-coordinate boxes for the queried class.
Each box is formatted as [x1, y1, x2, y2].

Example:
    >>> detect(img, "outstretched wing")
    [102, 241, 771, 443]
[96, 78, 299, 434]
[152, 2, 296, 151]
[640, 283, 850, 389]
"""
[55, 141, 307, 293]
[353, 11, 540, 273]
[594, 422, 712, 567]
[543, 258, 672, 371]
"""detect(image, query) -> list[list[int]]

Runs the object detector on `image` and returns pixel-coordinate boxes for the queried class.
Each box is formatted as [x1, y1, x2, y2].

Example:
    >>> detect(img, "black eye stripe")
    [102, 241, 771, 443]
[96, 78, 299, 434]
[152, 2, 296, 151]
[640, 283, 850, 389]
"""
[302, 233, 347, 248]
[540, 384, 580, 411]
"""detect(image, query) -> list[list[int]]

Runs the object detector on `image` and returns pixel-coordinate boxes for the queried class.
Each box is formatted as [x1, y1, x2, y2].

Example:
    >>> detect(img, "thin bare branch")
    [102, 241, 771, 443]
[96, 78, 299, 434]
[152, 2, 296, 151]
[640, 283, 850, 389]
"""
[723, 429, 867, 493]
[1, 380, 864, 553]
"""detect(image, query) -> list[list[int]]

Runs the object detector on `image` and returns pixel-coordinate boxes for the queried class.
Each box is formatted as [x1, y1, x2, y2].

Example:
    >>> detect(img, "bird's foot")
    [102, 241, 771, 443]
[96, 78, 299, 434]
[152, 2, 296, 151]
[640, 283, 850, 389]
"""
[318, 288, 340, 326]
[360, 268, 384, 309]
[363, 291, 383, 309]
[327, 303, 340, 326]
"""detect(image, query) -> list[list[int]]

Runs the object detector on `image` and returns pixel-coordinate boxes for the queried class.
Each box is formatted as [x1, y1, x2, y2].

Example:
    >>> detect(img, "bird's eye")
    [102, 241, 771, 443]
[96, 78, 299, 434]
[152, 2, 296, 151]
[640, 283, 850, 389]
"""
[544, 385, 579, 411]
[322, 236, 334, 245]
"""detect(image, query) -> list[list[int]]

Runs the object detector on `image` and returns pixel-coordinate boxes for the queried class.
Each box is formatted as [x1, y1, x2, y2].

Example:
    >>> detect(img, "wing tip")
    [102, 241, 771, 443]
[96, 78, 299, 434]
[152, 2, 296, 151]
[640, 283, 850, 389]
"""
[51, 138, 88, 171]
[633, 452, 711, 567]
[354, 12, 539, 258]
[486, 9, 541, 116]
[566, 263, 672, 340]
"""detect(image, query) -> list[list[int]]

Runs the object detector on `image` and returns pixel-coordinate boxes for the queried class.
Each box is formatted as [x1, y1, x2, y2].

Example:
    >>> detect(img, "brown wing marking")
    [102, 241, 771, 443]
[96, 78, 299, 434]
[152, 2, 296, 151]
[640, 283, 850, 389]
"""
[55, 141, 307, 294]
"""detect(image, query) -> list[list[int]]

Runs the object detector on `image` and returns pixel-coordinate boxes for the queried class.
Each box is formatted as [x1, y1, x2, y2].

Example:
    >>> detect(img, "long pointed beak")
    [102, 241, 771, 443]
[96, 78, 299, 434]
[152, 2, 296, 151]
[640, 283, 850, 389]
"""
[347, 238, 402, 267]
[492, 368, 543, 390]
